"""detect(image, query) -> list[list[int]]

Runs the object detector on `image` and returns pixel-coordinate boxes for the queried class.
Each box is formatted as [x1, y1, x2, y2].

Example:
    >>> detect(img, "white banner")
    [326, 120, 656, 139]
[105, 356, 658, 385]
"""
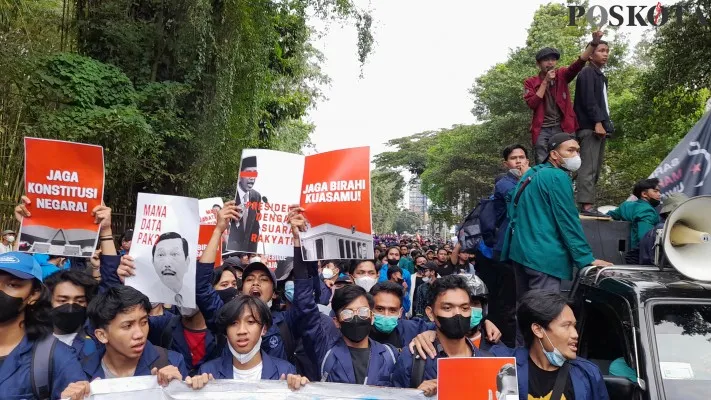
[126, 193, 199, 308]
[84, 376, 427, 400]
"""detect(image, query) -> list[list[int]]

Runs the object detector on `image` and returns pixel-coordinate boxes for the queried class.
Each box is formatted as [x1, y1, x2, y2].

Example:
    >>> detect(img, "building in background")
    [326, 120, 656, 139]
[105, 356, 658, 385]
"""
[408, 179, 429, 234]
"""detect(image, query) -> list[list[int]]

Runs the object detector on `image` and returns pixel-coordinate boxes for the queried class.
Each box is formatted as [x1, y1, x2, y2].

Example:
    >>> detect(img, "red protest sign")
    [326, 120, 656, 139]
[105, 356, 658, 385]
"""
[20, 138, 104, 257]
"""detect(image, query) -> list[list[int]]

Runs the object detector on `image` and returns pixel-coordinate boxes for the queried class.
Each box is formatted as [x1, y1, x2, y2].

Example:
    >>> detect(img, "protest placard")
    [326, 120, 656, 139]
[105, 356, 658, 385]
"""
[225, 147, 372, 261]
[125, 193, 199, 308]
[437, 357, 518, 400]
[19, 137, 104, 257]
[86, 375, 427, 400]
[198, 197, 224, 267]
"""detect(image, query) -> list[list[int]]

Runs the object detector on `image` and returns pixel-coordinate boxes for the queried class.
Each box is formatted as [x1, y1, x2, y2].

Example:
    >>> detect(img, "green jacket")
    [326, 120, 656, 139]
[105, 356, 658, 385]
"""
[606, 199, 659, 249]
[501, 163, 595, 280]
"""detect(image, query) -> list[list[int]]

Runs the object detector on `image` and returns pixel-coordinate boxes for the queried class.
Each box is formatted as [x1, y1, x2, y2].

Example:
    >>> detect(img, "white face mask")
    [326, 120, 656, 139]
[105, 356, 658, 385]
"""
[557, 152, 582, 172]
[422, 277, 431, 283]
[6, 235, 15, 243]
[354, 276, 377, 292]
[228, 335, 262, 365]
[321, 268, 334, 280]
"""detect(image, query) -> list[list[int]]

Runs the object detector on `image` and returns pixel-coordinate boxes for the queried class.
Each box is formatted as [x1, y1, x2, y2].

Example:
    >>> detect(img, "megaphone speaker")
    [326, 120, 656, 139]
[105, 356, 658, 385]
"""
[662, 195, 711, 281]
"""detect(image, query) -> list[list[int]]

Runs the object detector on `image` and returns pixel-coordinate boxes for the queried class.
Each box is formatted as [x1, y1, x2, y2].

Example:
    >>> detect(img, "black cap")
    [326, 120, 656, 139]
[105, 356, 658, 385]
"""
[544, 132, 576, 162]
[243, 261, 277, 287]
[241, 156, 257, 170]
[536, 47, 560, 61]
[421, 261, 438, 271]
[335, 275, 353, 285]
[223, 256, 243, 270]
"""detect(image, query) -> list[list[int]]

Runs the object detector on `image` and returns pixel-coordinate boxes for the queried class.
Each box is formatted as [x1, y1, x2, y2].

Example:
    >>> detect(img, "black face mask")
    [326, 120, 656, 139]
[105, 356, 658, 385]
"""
[0, 290, 25, 323]
[51, 303, 87, 334]
[340, 317, 371, 343]
[217, 287, 239, 303]
[396, 278, 404, 284]
[387, 258, 399, 266]
[649, 198, 661, 208]
[437, 314, 471, 339]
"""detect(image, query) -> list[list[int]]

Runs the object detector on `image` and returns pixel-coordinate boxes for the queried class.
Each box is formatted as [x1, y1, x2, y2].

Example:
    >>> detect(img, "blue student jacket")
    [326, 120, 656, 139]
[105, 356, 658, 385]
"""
[490, 345, 609, 400]
[198, 350, 296, 379]
[68, 326, 99, 360]
[194, 261, 300, 361]
[81, 340, 189, 380]
[393, 318, 435, 352]
[147, 313, 217, 374]
[98, 254, 123, 292]
[0, 335, 87, 400]
[291, 266, 396, 385]
[391, 337, 490, 388]
[317, 278, 332, 305]
[494, 172, 519, 254]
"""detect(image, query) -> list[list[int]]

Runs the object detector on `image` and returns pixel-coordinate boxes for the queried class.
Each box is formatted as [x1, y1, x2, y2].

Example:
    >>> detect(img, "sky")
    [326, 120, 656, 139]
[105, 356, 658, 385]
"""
[305, 0, 650, 205]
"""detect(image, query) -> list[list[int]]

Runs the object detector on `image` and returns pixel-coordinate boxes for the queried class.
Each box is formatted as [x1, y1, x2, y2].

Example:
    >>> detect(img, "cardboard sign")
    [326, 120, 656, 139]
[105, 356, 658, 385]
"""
[198, 197, 224, 267]
[225, 147, 373, 261]
[125, 193, 199, 308]
[20, 138, 104, 257]
[437, 357, 518, 400]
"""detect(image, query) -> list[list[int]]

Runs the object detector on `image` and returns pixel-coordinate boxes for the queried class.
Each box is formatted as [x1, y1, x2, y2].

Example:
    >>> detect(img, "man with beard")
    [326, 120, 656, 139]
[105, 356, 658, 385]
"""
[152, 232, 190, 307]
[228, 156, 262, 253]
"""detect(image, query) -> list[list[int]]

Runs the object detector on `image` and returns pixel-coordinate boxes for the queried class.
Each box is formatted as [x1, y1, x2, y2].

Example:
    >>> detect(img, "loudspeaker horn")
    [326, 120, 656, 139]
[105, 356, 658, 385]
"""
[659, 195, 711, 281]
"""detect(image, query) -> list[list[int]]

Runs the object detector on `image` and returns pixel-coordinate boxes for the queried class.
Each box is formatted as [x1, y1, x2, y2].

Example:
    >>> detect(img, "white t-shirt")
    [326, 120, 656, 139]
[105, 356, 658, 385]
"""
[54, 332, 79, 346]
[233, 362, 262, 381]
[0, 243, 13, 254]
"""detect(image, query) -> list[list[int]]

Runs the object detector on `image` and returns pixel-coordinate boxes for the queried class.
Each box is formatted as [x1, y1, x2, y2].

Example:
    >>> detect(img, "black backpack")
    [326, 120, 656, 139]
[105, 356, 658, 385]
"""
[457, 196, 500, 253]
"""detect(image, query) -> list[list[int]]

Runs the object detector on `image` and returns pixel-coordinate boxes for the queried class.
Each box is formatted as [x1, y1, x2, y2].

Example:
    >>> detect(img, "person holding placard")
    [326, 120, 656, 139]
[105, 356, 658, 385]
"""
[391, 275, 492, 397]
[197, 294, 309, 390]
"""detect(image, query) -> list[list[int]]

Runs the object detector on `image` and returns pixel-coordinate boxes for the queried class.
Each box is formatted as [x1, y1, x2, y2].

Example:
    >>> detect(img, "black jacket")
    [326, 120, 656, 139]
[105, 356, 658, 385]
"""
[574, 64, 611, 131]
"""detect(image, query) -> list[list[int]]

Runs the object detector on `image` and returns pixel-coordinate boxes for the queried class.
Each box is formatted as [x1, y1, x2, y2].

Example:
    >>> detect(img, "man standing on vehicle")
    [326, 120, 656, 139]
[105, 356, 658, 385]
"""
[502, 133, 611, 296]
[524, 30, 604, 164]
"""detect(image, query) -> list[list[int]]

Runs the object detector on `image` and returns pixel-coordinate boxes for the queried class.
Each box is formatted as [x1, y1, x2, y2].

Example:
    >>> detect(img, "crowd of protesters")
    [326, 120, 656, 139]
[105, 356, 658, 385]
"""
[0, 28, 688, 400]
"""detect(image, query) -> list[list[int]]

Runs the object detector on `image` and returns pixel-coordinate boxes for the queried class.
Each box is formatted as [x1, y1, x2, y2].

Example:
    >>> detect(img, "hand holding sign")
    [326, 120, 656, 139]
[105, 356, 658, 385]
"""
[217, 201, 241, 233]
[14, 196, 31, 222]
[592, 29, 604, 45]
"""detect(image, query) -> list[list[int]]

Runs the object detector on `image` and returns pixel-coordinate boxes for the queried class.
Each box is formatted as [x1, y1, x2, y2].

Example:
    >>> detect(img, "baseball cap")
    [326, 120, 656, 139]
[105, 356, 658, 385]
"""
[660, 193, 689, 215]
[536, 47, 560, 61]
[335, 275, 353, 285]
[222, 256, 243, 270]
[0, 252, 43, 282]
[243, 261, 277, 287]
[420, 261, 438, 271]
[543, 132, 577, 163]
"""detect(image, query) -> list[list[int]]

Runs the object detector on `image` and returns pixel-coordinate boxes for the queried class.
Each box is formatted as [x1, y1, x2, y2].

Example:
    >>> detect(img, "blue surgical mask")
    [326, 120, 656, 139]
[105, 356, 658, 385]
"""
[469, 307, 483, 329]
[540, 330, 566, 367]
[284, 281, 294, 303]
[373, 314, 399, 334]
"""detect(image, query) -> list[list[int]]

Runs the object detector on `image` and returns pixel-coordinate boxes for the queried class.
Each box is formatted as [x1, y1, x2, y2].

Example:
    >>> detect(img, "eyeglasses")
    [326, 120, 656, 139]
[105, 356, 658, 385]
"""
[339, 307, 372, 322]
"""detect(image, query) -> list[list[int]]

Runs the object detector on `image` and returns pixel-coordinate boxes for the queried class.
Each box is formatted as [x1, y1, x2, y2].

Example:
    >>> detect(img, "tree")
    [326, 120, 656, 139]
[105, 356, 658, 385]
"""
[393, 209, 421, 234]
[371, 168, 404, 234]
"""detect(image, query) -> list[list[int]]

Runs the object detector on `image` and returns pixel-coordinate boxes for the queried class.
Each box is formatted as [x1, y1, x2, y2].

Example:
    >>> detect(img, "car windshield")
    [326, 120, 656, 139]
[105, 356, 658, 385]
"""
[653, 302, 711, 400]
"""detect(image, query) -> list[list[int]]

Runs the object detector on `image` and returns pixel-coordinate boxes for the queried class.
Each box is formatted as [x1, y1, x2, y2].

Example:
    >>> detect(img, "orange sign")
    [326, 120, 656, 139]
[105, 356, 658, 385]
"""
[197, 224, 222, 267]
[437, 357, 518, 400]
[20, 138, 104, 257]
[300, 147, 371, 234]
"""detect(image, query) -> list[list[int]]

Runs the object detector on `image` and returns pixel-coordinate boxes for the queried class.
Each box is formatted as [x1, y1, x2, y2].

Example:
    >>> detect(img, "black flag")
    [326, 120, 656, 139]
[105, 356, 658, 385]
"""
[650, 112, 711, 198]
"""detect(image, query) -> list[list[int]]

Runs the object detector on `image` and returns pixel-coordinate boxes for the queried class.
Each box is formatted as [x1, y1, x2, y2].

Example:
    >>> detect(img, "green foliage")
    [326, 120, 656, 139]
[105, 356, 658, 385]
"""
[377, 2, 709, 229]
[371, 168, 405, 234]
[393, 209, 421, 234]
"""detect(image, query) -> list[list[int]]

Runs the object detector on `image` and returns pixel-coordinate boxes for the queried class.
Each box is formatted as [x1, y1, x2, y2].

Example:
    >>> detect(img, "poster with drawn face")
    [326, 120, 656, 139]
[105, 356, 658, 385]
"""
[126, 193, 199, 308]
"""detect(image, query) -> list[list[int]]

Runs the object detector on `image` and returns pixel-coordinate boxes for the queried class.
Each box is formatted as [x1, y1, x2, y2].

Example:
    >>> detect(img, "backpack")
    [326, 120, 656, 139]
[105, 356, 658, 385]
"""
[457, 196, 500, 253]
[410, 353, 426, 389]
[31, 335, 58, 400]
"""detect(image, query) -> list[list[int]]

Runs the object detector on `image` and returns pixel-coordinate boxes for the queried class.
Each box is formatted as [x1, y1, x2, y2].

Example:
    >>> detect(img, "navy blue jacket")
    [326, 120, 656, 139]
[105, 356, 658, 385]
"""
[67, 326, 99, 360]
[147, 313, 218, 374]
[82, 341, 189, 380]
[98, 255, 122, 292]
[194, 261, 300, 361]
[291, 256, 396, 386]
[384, 318, 434, 352]
[317, 278, 332, 305]
[198, 350, 296, 379]
[1, 335, 87, 399]
[391, 337, 490, 388]
[490, 345, 609, 400]
[494, 172, 519, 254]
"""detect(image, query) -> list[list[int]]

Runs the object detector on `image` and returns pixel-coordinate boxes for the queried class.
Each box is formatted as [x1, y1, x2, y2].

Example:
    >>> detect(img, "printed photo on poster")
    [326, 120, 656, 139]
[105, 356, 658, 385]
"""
[437, 357, 518, 400]
[299, 147, 373, 262]
[19, 138, 105, 257]
[226, 150, 304, 257]
[125, 193, 199, 308]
